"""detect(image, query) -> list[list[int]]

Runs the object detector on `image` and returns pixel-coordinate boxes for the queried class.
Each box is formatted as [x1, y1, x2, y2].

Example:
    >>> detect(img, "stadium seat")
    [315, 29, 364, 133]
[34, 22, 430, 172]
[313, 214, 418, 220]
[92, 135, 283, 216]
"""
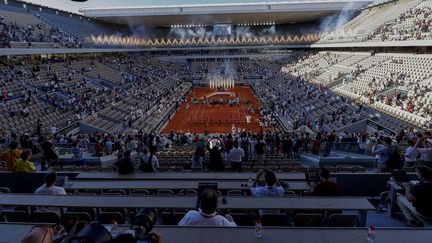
[262, 214, 287, 226]
[328, 214, 358, 227]
[294, 213, 323, 227]
[2, 210, 29, 222]
[64, 212, 92, 224]
[32, 211, 60, 224]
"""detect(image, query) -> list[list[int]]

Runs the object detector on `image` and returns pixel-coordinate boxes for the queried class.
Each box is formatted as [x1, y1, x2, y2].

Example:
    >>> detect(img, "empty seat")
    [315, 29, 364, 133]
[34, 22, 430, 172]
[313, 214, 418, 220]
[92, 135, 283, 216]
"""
[0, 187, 11, 193]
[284, 190, 297, 196]
[161, 211, 186, 225]
[294, 213, 323, 227]
[328, 214, 358, 227]
[105, 189, 127, 195]
[230, 213, 254, 226]
[262, 214, 287, 226]
[32, 211, 60, 224]
[2, 210, 28, 222]
[177, 189, 198, 196]
[157, 189, 174, 196]
[130, 189, 150, 196]
[227, 190, 246, 196]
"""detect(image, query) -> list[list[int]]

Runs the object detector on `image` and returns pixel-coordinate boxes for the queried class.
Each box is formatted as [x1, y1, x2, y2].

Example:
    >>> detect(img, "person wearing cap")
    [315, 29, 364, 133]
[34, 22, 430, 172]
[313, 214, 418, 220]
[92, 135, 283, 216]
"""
[397, 166, 432, 226]
[178, 188, 237, 227]
[414, 137, 432, 168]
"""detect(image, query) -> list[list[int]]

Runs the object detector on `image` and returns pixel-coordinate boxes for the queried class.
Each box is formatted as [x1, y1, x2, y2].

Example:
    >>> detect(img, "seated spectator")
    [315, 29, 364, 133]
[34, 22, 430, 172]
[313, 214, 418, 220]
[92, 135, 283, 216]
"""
[178, 188, 237, 226]
[139, 147, 159, 172]
[251, 169, 284, 216]
[311, 167, 340, 196]
[34, 172, 66, 216]
[0, 141, 22, 171]
[71, 141, 84, 166]
[397, 166, 432, 226]
[229, 141, 244, 172]
[115, 150, 135, 174]
[15, 151, 36, 173]
[251, 169, 284, 197]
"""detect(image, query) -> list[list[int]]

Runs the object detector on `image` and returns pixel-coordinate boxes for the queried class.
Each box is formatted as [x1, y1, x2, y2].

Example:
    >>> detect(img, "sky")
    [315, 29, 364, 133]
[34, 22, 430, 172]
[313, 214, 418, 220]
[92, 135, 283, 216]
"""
[25, 0, 383, 14]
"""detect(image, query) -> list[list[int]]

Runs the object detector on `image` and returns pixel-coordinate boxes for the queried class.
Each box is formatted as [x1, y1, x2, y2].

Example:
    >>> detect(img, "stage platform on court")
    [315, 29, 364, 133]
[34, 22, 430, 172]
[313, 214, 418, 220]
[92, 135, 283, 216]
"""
[162, 86, 261, 133]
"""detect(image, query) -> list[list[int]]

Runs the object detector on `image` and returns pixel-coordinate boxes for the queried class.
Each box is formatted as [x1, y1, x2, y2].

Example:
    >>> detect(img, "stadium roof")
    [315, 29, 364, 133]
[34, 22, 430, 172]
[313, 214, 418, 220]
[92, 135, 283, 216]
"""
[80, 0, 373, 27]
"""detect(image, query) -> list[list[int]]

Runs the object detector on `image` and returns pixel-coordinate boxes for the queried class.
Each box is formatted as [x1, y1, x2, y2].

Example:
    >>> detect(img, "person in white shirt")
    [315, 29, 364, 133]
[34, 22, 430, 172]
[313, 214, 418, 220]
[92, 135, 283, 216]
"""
[34, 172, 66, 216]
[229, 142, 244, 172]
[405, 140, 418, 167]
[251, 169, 284, 216]
[178, 188, 237, 227]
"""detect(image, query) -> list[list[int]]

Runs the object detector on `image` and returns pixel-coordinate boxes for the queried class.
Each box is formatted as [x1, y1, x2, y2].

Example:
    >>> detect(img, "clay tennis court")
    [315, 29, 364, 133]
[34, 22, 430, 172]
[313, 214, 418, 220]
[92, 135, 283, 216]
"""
[162, 86, 262, 133]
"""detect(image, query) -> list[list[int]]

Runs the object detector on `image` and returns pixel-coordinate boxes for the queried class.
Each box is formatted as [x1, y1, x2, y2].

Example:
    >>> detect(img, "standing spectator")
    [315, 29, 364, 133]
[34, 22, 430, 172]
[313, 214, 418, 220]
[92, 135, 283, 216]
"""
[372, 137, 393, 172]
[255, 138, 266, 164]
[229, 142, 244, 172]
[0, 141, 22, 171]
[191, 149, 204, 171]
[207, 139, 225, 172]
[41, 138, 58, 169]
[94, 141, 104, 157]
[249, 135, 257, 160]
[71, 141, 84, 166]
[105, 138, 114, 155]
[405, 140, 418, 167]
[240, 135, 249, 162]
[415, 137, 432, 168]
[115, 150, 135, 174]
[139, 147, 159, 172]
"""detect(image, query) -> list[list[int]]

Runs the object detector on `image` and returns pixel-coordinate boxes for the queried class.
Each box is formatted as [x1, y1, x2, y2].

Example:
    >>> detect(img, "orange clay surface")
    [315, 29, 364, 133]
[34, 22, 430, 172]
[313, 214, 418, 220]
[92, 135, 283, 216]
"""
[162, 86, 261, 133]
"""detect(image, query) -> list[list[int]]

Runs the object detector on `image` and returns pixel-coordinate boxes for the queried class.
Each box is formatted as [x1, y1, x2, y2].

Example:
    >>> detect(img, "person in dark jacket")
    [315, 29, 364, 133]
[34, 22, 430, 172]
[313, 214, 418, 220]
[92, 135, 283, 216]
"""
[115, 150, 135, 174]
[207, 139, 225, 172]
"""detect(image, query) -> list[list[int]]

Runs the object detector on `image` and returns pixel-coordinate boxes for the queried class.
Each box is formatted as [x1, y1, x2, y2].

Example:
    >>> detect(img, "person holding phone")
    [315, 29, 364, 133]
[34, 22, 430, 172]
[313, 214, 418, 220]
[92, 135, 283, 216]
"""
[397, 166, 432, 226]
[251, 169, 284, 216]
[414, 136, 432, 168]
